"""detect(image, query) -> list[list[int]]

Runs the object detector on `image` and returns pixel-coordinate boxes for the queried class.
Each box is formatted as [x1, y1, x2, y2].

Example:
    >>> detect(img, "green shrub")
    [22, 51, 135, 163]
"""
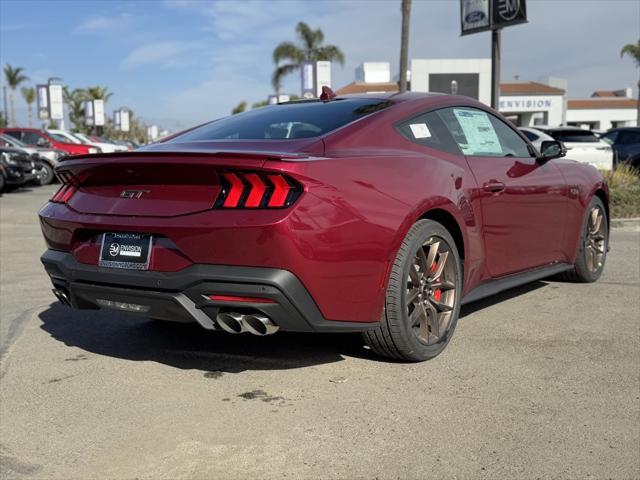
[603, 163, 640, 218]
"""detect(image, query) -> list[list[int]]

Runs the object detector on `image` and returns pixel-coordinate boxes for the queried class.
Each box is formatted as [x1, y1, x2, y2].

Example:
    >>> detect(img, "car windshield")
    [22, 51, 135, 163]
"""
[0, 134, 26, 147]
[49, 133, 70, 143]
[548, 130, 600, 143]
[175, 98, 393, 142]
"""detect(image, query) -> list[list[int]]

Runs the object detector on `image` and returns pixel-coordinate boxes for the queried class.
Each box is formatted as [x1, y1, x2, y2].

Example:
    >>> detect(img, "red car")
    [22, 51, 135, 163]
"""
[39, 92, 609, 361]
[0, 128, 99, 156]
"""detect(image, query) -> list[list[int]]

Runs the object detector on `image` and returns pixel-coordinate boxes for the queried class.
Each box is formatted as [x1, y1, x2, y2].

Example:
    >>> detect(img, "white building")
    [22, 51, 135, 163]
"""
[566, 89, 638, 130]
[337, 60, 638, 130]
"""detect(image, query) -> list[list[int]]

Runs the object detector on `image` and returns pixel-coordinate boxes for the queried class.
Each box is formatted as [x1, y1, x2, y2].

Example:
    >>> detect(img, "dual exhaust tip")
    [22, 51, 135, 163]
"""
[52, 288, 279, 337]
[216, 312, 279, 336]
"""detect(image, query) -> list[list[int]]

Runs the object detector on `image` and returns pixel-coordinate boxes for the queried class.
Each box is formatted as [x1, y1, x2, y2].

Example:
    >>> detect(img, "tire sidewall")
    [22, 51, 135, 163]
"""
[37, 163, 54, 186]
[575, 196, 608, 282]
[389, 220, 463, 361]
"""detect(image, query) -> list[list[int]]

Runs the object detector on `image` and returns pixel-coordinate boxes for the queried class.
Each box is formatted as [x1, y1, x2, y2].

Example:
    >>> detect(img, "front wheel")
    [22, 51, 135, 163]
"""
[35, 162, 55, 186]
[559, 196, 608, 283]
[363, 219, 462, 362]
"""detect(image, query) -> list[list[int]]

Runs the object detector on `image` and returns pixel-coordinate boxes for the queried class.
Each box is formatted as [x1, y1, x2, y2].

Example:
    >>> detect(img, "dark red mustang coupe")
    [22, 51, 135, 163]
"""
[39, 92, 609, 361]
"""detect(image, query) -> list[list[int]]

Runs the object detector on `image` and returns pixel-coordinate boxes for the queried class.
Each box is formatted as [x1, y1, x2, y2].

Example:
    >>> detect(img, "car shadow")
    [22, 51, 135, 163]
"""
[38, 303, 370, 373]
[38, 281, 551, 372]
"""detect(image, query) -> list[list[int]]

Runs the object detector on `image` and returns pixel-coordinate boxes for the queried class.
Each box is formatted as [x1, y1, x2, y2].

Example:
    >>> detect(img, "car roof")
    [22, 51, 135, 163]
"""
[533, 125, 594, 132]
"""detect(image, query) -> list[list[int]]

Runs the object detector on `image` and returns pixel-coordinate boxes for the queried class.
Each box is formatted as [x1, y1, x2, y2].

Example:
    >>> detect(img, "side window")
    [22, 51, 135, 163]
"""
[396, 110, 461, 155]
[22, 132, 42, 145]
[4, 131, 21, 141]
[438, 107, 532, 157]
[620, 131, 640, 145]
[601, 131, 618, 145]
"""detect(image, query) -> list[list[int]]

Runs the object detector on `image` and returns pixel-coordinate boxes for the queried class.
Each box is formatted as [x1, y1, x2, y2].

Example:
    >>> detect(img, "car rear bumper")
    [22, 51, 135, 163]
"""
[41, 249, 379, 333]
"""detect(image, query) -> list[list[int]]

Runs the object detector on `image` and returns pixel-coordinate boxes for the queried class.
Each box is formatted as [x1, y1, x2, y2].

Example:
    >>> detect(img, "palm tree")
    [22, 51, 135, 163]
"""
[620, 40, 640, 124]
[20, 86, 35, 126]
[3, 65, 29, 126]
[399, 0, 412, 92]
[63, 87, 88, 132]
[232, 101, 247, 115]
[271, 22, 345, 94]
[85, 85, 113, 102]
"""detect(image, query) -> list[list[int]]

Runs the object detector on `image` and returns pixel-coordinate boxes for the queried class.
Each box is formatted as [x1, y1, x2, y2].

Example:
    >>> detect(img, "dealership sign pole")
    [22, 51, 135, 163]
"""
[461, 0, 527, 109]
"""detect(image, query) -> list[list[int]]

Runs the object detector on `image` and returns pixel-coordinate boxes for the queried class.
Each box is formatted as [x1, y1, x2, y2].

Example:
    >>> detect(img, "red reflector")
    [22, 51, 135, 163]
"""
[208, 294, 276, 304]
[243, 173, 267, 208]
[267, 175, 290, 207]
[222, 173, 244, 208]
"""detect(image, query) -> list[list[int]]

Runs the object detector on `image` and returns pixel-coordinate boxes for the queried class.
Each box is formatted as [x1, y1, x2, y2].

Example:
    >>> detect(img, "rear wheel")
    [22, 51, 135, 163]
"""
[0, 173, 5, 193]
[36, 162, 55, 186]
[363, 219, 462, 362]
[559, 196, 608, 283]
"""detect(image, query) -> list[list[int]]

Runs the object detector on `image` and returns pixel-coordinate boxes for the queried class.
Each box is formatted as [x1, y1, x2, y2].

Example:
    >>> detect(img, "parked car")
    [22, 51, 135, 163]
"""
[40, 91, 609, 362]
[0, 133, 62, 185]
[519, 127, 558, 153]
[0, 128, 100, 156]
[531, 126, 613, 170]
[600, 127, 640, 169]
[0, 146, 39, 192]
[73, 132, 126, 153]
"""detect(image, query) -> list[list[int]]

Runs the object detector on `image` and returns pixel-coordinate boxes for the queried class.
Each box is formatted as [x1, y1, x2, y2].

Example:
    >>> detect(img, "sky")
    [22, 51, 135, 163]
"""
[0, 0, 639, 132]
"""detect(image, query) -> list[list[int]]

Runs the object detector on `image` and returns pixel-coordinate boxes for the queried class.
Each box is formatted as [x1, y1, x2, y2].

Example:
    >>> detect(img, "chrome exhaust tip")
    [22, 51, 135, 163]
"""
[216, 312, 246, 334]
[52, 288, 71, 307]
[243, 314, 279, 336]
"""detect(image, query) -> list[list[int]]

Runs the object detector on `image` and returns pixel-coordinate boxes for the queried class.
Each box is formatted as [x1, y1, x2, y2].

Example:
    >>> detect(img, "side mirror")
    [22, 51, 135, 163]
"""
[37, 137, 51, 148]
[539, 140, 566, 161]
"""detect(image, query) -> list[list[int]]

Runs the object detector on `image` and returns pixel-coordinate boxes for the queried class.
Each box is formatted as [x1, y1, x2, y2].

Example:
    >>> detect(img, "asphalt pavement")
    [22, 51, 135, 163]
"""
[1, 184, 639, 479]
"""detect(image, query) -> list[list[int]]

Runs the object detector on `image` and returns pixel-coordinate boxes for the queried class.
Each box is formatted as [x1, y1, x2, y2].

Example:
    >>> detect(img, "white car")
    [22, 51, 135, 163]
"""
[74, 133, 128, 153]
[524, 126, 613, 170]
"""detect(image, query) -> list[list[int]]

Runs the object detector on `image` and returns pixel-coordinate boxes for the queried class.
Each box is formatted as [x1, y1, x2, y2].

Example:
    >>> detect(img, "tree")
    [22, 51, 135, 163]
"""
[63, 87, 89, 133]
[85, 85, 113, 102]
[3, 65, 29, 126]
[252, 99, 269, 109]
[620, 40, 640, 124]
[0, 111, 6, 128]
[20, 86, 35, 126]
[271, 22, 345, 93]
[399, 0, 412, 92]
[232, 101, 247, 114]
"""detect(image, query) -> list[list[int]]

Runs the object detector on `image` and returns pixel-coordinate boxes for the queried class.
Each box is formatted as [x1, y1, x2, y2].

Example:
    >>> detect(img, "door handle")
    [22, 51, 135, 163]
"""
[483, 181, 506, 193]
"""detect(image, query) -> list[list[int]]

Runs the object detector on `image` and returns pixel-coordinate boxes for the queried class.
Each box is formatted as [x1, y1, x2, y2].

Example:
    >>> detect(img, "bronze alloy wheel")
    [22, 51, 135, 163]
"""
[406, 236, 456, 345]
[585, 206, 606, 273]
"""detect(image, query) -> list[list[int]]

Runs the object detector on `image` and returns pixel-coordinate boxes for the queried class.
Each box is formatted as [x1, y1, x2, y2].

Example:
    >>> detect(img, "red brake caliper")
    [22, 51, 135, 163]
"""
[430, 261, 442, 302]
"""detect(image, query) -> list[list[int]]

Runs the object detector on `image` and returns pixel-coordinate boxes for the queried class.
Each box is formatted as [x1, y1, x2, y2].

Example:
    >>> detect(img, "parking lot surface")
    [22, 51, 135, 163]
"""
[1, 185, 639, 479]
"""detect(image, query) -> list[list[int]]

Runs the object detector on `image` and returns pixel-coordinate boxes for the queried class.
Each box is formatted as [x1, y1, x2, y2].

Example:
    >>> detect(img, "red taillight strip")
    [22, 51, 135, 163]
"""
[221, 172, 244, 208]
[244, 173, 267, 208]
[207, 294, 276, 304]
[215, 171, 302, 210]
[267, 174, 290, 208]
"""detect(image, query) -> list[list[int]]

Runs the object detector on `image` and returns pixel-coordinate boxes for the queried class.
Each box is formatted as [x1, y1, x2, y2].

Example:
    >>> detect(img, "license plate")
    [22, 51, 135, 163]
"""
[99, 232, 152, 270]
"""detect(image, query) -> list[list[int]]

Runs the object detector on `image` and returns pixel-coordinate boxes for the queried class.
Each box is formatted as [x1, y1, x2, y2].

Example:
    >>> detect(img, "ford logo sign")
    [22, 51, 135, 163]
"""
[465, 11, 485, 23]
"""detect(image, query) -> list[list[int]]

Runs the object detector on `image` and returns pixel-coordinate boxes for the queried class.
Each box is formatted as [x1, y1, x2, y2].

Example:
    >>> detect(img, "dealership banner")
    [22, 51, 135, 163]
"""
[461, 0, 527, 35]
[48, 84, 64, 120]
[120, 109, 130, 132]
[93, 99, 105, 126]
[36, 85, 49, 120]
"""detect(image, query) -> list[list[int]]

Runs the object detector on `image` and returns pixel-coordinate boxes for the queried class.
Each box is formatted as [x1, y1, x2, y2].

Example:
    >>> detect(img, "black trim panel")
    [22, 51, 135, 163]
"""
[461, 262, 572, 305]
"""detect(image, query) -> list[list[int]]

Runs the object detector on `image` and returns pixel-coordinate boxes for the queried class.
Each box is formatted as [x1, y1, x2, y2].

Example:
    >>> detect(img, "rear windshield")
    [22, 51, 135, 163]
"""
[174, 98, 392, 141]
[547, 130, 599, 143]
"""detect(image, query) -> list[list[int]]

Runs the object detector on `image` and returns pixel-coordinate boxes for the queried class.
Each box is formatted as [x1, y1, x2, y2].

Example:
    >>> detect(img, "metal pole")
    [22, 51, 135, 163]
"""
[491, 28, 501, 109]
[2, 86, 7, 125]
[399, 0, 412, 92]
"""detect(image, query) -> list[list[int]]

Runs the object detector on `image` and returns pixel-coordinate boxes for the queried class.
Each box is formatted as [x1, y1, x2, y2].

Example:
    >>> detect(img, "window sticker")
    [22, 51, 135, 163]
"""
[409, 123, 432, 139]
[453, 109, 502, 155]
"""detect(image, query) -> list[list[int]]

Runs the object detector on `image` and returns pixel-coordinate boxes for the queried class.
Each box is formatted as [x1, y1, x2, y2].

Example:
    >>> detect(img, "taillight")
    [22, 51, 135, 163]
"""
[214, 171, 302, 209]
[50, 170, 79, 204]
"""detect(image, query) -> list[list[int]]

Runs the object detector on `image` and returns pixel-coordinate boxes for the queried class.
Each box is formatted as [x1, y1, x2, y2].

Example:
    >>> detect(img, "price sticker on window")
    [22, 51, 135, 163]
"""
[409, 123, 432, 139]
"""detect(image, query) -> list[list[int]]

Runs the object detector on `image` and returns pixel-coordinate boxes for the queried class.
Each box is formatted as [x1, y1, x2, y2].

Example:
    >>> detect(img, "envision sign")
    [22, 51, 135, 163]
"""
[499, 96, 553, 112]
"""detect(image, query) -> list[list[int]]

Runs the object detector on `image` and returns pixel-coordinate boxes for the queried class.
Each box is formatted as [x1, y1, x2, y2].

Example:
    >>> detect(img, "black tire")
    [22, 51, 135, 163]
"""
[558, 196, 608, 283]
[0, 173, 5, 193]
[363, 219, 463, 362]
[36, 162, 55, 186]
